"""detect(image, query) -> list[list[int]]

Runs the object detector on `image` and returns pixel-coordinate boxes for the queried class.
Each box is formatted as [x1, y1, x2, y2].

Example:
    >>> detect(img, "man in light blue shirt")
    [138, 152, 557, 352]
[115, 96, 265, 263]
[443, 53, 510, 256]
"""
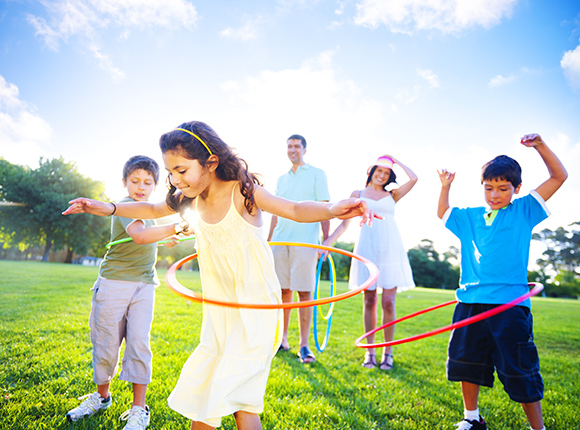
[268, 134, 330, 363]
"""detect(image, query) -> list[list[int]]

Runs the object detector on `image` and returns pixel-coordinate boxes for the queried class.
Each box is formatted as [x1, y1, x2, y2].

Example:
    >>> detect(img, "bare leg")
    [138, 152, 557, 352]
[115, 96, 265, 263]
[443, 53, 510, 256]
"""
[521, 401, 544, 430]
[280, 289, 293, 349]
[132, 383, 147, 408]
[461, 381, 480, 410]
[191, 420, 214, 430]
[97, 383, 110, 400]
[234, 411, 262, 430]
[297, 291, 313, 349]
[381, 288, 397, 358]
[362, 289, 378, 356]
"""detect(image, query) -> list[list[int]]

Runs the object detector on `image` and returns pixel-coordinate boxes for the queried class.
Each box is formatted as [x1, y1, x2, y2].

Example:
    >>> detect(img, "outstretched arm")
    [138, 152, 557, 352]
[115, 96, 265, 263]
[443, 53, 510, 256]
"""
[254, 186, 379, 227]
[322, 190, 359, 246]
[437, 169, 455, 219]
[520, 133, 568, 202]
[63, 197, 175, 219]
[125, 221, 180, 246]
[389, 156, 419, 202]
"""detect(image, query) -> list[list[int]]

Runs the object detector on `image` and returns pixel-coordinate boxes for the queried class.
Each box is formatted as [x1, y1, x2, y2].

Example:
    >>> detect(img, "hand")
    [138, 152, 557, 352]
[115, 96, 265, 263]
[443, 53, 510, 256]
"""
[520, 133, 545, 148]
[62, 198, 113, 216]
[438, 169, 455, 187]
[330, 198, 383, 227]
[161, 236, 180, 248]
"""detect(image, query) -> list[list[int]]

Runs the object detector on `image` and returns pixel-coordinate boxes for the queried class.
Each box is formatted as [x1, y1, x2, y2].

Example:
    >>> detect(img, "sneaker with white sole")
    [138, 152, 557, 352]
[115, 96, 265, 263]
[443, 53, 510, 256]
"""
[454, 415, 487, 430]
[66, 392, 112, 422]
[120, 405, 150, 430]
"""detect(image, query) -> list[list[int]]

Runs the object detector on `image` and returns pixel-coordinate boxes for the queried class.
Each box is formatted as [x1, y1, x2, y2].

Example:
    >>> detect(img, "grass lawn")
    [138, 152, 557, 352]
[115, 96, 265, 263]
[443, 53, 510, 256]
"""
[1, 260, 579, 429]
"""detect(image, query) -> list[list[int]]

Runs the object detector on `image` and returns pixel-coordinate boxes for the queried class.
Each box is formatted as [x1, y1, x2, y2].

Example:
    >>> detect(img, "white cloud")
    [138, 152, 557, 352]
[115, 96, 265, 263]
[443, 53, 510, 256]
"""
[218, 51, 386, 203]
[220, 17, 262, 41]
[417, 68, 439, 88]
[0, 76, 53, 167]
[561, 42, 580, 92]
[27, 0, 198, 80]
[354, 0, 518, 34]
[488, 73, 517, 88]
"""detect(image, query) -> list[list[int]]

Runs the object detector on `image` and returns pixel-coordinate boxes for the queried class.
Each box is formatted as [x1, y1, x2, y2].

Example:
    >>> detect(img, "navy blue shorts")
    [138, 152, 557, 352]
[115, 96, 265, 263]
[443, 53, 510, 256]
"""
[446, 303, 544, 403]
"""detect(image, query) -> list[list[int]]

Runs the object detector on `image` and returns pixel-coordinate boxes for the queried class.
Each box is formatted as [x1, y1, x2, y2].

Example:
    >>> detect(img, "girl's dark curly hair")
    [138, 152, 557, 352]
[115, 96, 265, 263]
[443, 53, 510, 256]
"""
[160, 121, 262, 216]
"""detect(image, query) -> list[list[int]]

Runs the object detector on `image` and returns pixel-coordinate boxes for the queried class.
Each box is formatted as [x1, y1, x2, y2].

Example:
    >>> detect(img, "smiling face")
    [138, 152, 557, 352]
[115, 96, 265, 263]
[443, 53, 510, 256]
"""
[483, 178, 521, 210]
[123, 168, 156, 202]
[287, 138, 306, 166]
[163, 150, 210, 198]
[371, 166, 392, 187]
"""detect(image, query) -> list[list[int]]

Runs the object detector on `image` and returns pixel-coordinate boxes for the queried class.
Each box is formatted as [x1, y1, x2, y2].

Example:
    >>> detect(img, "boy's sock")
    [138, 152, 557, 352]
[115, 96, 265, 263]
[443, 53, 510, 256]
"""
[464, 408, 480, 421]
[531, 427, 545, 430]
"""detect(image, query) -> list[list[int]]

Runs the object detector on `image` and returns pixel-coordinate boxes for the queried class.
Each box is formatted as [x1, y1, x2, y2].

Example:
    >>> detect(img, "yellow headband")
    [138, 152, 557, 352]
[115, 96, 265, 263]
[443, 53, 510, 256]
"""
[174, 128, 213, 156]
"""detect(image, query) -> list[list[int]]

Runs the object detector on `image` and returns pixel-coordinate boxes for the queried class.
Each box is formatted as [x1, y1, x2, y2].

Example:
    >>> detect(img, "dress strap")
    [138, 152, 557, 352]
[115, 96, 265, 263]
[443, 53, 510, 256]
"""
[231, 182, 239, 205]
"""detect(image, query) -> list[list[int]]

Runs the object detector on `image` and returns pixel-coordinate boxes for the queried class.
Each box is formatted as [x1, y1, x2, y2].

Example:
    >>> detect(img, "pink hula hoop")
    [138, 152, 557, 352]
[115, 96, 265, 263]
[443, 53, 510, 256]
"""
[355, 283, 544, 349]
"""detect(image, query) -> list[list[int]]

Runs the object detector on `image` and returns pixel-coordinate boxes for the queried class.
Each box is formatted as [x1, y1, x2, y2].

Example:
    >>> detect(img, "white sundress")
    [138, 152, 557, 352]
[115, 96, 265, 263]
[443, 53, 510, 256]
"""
[167, 187, 283, 427]
[349, 193, 415, 292]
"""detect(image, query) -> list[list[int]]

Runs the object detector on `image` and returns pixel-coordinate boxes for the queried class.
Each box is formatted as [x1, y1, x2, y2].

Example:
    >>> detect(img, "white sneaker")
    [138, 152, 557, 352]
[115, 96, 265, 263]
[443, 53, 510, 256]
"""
[66, 392, 112, 422]
[120, 405, 150, 430]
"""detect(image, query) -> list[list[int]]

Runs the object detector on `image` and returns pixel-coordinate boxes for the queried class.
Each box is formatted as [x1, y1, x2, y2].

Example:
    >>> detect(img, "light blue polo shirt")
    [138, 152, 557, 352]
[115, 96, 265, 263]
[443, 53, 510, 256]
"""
[271, 163, 330, 244]
[443, 191, 549, 308]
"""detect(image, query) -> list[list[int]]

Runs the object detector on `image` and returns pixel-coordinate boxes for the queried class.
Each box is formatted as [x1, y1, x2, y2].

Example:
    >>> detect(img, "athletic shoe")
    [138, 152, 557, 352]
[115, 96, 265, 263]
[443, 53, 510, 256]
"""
[120, 405, 150, 430]
[66, 392, 112, 422]
[454, 415, 487, 430]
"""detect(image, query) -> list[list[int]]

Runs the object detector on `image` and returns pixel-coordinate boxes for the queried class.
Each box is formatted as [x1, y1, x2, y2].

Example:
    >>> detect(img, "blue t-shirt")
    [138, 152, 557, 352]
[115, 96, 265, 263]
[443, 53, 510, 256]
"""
[443, 191, 549, 308]
[271, 163, 330, 244]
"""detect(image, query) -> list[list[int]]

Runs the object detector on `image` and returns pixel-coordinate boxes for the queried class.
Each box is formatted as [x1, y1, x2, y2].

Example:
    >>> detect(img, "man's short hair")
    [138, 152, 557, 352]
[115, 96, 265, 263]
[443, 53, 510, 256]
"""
[287, 134, 307, 148]
[481, 155, 522, 187]
[123, 155, 160, 184]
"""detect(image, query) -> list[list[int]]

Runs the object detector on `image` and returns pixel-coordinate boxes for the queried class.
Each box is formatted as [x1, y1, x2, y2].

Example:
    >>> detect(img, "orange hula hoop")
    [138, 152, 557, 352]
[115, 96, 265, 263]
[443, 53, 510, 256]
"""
[165, 242, 379, 309]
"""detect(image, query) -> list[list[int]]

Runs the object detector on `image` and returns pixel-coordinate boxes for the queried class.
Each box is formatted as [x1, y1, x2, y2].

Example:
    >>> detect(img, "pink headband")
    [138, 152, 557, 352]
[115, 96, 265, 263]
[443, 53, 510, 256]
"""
[374, 156, 393, 169]
[367, 156, 394, 174]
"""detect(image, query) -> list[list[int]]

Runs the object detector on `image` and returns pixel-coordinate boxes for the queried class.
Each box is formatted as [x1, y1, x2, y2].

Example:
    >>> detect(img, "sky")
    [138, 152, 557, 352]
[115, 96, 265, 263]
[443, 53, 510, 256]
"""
[1, 0, 579, 266]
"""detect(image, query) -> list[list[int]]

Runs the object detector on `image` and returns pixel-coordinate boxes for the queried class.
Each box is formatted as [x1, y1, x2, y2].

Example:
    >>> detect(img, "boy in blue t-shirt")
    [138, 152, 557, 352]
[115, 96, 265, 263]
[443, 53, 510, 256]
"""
[437, 134, 567, 430]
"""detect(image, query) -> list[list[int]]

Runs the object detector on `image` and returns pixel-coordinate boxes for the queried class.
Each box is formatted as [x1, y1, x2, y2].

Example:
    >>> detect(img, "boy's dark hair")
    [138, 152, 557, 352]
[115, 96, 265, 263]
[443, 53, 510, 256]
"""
[365, 165, 397, 190]
[287, 134, 307, 148]
[123, 155, 160, 184]
[481, 155, 522, 187]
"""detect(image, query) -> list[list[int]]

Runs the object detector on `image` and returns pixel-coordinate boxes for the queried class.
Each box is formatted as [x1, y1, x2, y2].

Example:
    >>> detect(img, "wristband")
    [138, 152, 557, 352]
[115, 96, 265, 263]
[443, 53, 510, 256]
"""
[109, 203, 116, 216]
[173, 220, 189, 235]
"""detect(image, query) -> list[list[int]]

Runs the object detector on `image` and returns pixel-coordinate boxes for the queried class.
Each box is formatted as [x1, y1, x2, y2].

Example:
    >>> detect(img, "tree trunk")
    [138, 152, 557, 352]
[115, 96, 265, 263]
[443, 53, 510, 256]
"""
[64, 247, 74, 264]
[42, 239, 52, 262]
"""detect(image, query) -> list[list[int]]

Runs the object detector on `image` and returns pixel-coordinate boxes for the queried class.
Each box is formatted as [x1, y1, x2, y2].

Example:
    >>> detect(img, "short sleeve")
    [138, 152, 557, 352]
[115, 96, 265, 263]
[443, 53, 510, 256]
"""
[314, 169, 330, 201]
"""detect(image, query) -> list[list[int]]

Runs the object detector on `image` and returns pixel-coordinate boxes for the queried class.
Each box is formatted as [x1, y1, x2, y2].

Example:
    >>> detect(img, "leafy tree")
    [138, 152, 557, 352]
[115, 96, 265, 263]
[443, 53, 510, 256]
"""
[532, 222, 580, 298]
[0, 157, 110, 262]
[533, 223, 580, 275]
[407, 239, 459, 289]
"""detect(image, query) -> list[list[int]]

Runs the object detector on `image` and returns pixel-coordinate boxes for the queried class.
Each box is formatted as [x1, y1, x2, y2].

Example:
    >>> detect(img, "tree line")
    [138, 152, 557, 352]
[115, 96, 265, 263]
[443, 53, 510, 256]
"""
[1, 157, 578, 298]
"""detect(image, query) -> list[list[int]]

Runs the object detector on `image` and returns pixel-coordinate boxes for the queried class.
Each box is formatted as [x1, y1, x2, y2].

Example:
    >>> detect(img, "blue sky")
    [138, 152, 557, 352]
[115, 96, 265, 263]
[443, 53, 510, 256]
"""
[1, 0, 579, 262]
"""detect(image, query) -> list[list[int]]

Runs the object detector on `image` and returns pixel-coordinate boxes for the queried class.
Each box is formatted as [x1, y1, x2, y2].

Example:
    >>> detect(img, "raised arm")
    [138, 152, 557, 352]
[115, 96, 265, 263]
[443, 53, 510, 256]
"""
[520, 134, 568, 202]
[63, 197, 175, 219]
[389, 156, 418, 202]
[437, 169, 455, 219]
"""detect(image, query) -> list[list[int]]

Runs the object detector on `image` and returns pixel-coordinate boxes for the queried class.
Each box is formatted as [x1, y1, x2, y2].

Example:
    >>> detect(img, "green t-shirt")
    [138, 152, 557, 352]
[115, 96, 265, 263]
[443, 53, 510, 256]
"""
[99, 197, 159, 285]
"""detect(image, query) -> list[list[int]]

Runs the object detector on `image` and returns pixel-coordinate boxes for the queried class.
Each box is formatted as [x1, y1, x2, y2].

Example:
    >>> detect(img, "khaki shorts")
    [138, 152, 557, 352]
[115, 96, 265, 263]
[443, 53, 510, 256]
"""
[272, 245, 317, 292]
[89, 276, 155, 385]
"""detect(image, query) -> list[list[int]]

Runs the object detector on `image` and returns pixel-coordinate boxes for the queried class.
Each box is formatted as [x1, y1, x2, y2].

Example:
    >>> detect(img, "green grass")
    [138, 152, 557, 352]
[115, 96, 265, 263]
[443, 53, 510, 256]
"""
[1, 260, 579, 429]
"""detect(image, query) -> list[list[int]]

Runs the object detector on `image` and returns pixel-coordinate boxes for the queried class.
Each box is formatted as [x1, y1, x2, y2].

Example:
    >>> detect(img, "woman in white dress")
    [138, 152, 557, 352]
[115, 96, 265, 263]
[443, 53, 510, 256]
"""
[324, 155, 417, 370]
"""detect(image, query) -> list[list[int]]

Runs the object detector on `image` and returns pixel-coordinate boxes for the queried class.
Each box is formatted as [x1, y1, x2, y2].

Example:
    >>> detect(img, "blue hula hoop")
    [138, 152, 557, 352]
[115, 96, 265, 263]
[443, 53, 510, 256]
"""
[313, 254, 336, 352]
